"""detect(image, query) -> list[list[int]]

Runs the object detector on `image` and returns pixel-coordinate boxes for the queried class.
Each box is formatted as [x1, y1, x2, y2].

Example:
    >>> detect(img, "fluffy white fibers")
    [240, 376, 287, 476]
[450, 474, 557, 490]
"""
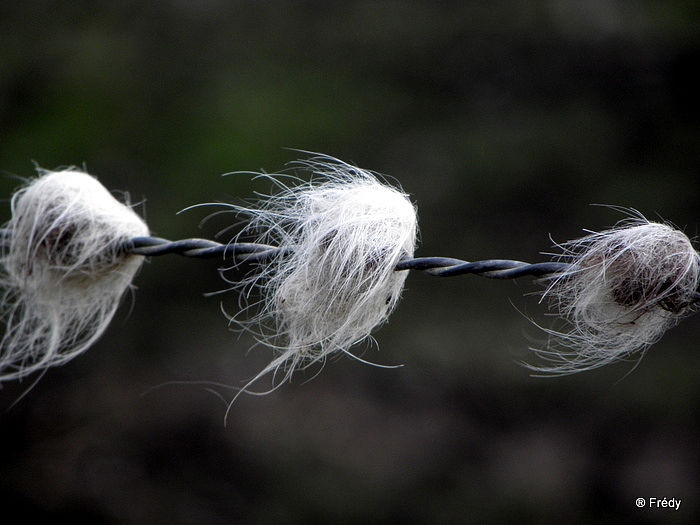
[0, 168, 149, 382]
[532, 213, 699, 374]
[220, 155, 418, 394]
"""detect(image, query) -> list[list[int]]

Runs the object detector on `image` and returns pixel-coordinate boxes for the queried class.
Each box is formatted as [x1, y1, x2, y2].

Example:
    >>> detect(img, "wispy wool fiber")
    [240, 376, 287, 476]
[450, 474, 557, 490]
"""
[532, 214, 699, 373]
[218, 155, 418, 394]
[0, 168, 149, 382]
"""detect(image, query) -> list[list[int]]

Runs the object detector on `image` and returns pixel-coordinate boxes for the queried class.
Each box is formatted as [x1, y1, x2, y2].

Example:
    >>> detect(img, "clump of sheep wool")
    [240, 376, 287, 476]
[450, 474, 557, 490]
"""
[0, 168, 149, 382]
[220, 155, 418, 393]
[533, 215, 699, 373]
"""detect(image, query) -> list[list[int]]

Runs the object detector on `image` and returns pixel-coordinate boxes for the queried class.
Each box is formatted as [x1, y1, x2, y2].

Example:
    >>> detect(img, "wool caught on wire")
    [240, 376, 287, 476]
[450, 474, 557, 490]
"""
[212, 155, 418, 395]
[0, 168, 149, 382]
[3, 158, 698, 398]
[531, 212, 700, 374]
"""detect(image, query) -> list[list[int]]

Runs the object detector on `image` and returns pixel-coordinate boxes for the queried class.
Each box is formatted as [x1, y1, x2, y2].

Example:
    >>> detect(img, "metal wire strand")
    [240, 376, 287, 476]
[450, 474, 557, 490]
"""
[0, 229, 571, 279]
[4, 229, 700, 298]
[126, 236, 287, 263]
[121, 237, 700, 299]
[0, 228, 569, 278]
[124, 234, 570, 278]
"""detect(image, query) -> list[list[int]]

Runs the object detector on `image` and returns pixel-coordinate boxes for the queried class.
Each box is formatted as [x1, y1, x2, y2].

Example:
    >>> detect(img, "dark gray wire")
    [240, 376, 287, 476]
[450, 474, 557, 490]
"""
[4, 230, 700, 298]
[5, 226, 700, 316]
[117, 237, 700, 299]
[126, 236, 287, 263]
[124, 238, 700, 306]
[394, 257, 570, 278]
[125, 235, 570, 278]
[0, 228, 569, 278]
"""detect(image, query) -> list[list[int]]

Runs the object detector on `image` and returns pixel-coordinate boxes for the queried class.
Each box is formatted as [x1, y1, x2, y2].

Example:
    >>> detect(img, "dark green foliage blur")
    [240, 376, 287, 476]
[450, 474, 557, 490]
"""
[1, 1, 699, 523]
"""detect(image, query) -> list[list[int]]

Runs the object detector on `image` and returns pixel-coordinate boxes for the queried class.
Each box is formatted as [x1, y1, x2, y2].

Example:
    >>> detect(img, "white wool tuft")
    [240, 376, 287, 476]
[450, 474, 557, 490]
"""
[531, 213, 699, 374]
[217, 155, 418, 395]
[0, 168, 149, 382]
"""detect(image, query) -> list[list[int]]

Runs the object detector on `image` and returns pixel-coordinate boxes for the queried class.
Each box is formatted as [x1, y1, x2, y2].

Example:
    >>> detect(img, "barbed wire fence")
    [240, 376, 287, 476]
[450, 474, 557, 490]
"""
[1, 155, 699, 401]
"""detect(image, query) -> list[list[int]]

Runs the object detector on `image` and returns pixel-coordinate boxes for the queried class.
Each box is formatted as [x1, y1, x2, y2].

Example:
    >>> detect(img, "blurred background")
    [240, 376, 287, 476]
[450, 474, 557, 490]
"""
[1, 1, 698, 523]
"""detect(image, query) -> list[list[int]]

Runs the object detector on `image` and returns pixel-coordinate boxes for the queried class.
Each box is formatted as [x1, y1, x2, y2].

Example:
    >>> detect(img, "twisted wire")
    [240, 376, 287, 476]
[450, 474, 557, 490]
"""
[0, 229, 569, 279]
[126, 236, 287, 263]
[127, 235, 570, 278]
[4, 229, 700, 299]
[119, 237, 700, 298]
